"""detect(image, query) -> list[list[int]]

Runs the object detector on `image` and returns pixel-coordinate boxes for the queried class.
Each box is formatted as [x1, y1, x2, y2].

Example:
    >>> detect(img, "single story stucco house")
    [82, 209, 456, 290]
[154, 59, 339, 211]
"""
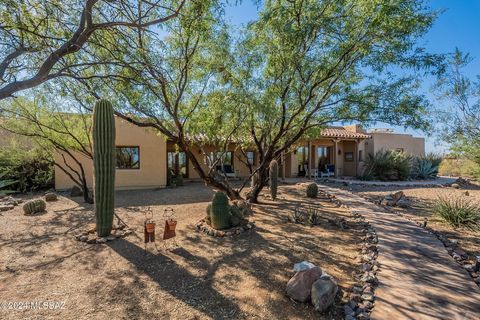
[53, 117, 425, 190]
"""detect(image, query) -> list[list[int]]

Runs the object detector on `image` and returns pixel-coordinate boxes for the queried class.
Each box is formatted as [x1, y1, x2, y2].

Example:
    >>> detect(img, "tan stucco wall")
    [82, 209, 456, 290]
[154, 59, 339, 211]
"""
[366, 132, 425, 157]
[55, 117, 167, 190]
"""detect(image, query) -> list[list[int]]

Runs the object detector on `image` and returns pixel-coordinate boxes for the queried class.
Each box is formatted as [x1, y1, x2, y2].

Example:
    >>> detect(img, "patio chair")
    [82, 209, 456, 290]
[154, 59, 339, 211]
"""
[320, 165, 335, 178]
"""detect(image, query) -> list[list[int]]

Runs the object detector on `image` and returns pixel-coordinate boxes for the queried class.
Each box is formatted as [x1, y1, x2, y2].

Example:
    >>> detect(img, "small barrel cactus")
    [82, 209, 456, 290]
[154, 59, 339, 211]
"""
[306, 183, 318, 198]
[23, 199, 46, 215]
[93, 99, 116, 237]
[210, 191, 231, 229]
[45, 192, 57, 202]
[269, 160, 278, 200]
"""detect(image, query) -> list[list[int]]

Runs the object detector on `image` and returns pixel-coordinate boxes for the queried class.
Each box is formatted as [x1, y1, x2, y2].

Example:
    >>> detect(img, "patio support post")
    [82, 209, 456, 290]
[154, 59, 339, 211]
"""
[307, 141, 312, 179]
[333, 139, 338, 177]
[281, 151, 286, 181]
[354, 139, 358, 177]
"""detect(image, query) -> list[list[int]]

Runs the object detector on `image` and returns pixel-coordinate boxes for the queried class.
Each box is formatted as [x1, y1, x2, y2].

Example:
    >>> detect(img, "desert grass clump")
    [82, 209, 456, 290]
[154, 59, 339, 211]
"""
[434, 196, 480, 230]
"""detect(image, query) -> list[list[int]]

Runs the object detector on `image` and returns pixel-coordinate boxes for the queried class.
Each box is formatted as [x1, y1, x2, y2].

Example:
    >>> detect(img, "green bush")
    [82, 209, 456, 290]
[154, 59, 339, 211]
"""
[306, 183, 318, 198]
[0, 172, 17, 196]
[363, 149, 412, 181]
[434, 196, 480, 230]
[0, 145, 53, 192]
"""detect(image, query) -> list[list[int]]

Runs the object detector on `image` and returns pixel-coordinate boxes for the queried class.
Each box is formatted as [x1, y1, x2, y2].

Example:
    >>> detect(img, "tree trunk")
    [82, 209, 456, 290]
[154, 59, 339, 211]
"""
[246, 163, 269, 203]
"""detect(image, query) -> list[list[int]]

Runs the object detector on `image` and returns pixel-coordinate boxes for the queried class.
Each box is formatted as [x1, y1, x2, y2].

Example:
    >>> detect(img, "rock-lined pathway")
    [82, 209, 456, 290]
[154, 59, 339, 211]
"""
[318, 184, 480, 320]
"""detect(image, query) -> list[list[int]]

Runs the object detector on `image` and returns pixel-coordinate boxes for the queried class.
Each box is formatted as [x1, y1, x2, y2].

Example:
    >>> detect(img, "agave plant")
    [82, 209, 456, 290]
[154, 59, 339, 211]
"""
[414, 159, 439, 179]
[0, 172, 17, 196]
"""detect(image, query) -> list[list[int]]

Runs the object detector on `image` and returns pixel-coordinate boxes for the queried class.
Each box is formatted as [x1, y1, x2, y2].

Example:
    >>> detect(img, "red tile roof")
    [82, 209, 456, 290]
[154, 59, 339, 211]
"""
[320, 127, 371, 139]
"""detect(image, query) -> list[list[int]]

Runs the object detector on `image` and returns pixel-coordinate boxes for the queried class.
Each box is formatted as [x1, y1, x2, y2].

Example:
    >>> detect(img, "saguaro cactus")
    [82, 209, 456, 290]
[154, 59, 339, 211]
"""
[93, 99, 116, 237]
[269, 160, 278, 200]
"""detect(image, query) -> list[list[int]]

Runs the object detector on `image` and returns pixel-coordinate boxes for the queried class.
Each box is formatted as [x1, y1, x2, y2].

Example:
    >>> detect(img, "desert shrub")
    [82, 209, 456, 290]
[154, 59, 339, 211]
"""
[0, 145, 53, 192]
[434, 196, 480, 230]
[363, 149, 412, 181]
[439, 157, 480, 180]
[0, 172, 17, 196]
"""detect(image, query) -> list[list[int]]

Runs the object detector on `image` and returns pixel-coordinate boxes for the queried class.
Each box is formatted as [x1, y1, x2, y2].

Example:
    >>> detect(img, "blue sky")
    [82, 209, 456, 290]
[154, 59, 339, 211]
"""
[224, 0, 480, 154]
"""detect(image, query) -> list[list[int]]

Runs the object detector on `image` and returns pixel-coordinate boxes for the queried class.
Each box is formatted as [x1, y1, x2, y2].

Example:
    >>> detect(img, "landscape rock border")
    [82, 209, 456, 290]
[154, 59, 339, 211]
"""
[195, 219, 255, 237]
[74, 225, 133, 244]
[318, 189, 379, 320]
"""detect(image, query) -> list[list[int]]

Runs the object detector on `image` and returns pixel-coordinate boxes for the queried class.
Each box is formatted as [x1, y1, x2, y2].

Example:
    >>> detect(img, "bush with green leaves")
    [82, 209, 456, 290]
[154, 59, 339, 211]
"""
[363, 149, 412, 181]
[0, 145, 53, 192]
[434, 196, 480, 230]
[410, 153, 442, 180]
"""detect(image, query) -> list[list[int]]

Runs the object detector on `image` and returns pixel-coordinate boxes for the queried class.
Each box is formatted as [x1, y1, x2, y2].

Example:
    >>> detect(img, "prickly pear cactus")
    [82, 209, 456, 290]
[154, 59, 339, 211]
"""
[93, 99, 116, 237]
[269, 160, 278, 200]
[23, 199, 46, 215]
[210, 191, 231, 229]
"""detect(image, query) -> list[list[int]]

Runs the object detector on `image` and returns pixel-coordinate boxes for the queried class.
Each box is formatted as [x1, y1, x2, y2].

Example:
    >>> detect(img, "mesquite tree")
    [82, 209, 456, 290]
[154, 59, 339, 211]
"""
[0, 96, 94, 203]
[225, 0, 443, 202]
[0, 0, 185, 100]
[434, 49, 480, 177]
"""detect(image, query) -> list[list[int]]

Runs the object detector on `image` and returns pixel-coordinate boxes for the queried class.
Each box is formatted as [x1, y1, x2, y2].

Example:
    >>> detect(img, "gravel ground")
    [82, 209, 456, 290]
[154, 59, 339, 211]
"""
[0, 182, 362, 320]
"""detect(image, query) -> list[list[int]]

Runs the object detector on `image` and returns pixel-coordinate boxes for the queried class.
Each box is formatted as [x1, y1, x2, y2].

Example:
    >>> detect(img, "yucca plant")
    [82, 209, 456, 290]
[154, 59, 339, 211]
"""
[0, 172, 17, 196]
[434, 196, 480, 230]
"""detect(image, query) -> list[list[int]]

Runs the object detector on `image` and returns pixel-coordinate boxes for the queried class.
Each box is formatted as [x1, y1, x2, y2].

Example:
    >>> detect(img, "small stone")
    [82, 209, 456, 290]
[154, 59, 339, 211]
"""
[464, 264, 476, 273]
[353, 286, 363, 293]
[454, 249, 468, 259]
[86, 238, 96, 244]
[451, 183, 460, 189]
[361, 273, 376, 283]
[70, 186, 83, 197]
[96, 237, 107, 243]
[344, 305, 355, 316]
[106, 236, 115, 241]
[360, 301, 374, 310]
[216, 230, 225, 237]
[362, 263, 372, 272]
[361, 292, 374, 302]
[79, 235, 88, 242]
[225, 232, 233, 237]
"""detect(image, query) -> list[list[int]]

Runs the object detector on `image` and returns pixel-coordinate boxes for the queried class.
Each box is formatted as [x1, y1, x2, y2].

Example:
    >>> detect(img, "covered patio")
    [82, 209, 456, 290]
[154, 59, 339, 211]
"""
[284, 127, 371, 178]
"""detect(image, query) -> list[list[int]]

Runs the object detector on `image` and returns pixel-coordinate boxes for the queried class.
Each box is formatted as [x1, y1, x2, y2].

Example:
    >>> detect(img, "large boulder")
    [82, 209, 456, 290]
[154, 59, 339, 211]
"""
[286, 266, 323, 302]
[311, 275, 338, 313]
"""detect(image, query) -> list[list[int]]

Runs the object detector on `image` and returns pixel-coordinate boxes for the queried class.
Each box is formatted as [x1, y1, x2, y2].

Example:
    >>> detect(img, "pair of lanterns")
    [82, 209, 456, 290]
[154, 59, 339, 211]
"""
[144, 207, 177, 249]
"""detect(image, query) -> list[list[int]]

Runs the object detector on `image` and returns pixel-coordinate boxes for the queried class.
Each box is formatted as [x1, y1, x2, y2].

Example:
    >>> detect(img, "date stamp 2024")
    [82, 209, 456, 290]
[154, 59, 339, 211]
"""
[0, 300, 65, 311]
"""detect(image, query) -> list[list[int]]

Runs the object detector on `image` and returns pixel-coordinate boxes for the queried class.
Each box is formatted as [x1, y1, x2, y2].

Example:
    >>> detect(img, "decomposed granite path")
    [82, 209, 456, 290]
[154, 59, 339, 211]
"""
[318, 184, 480, 320]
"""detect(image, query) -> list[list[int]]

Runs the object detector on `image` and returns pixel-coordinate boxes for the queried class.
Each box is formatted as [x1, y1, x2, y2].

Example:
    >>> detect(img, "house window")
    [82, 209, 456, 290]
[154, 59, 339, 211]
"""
[344, 151, 354, 162]
[359, 150, 363, 162]
[116, 147, 140, 169]
[206, 151, 234, 168]
[246, 151, 255, 165]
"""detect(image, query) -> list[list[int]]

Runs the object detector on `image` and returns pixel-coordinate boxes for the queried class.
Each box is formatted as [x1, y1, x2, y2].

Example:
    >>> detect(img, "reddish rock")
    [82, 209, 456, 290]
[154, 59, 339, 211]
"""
[286, 266, 323, 302]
